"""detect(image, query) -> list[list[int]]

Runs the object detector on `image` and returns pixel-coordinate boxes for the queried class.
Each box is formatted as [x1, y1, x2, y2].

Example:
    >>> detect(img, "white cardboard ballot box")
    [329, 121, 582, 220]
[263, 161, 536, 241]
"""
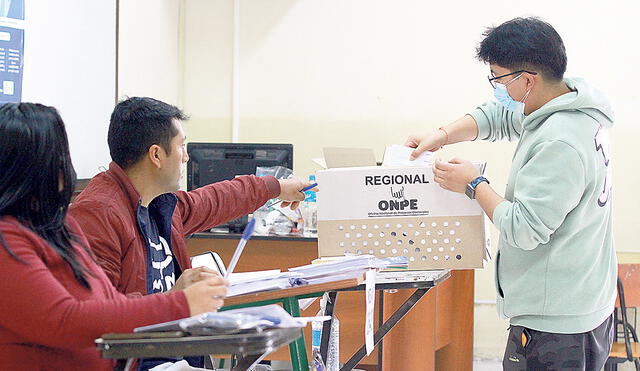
[316, 162, 491, 270]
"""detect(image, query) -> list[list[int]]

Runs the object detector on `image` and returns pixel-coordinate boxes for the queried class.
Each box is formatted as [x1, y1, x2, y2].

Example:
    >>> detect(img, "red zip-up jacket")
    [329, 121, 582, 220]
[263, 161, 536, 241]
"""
[69, 162, 280, 296]
[0, 216, 190, 371]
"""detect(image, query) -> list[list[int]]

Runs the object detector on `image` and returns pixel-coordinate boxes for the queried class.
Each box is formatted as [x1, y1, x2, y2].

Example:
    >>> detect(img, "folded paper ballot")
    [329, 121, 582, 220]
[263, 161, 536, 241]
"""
[382, 144, 433, 167]
[134, 304, 330, 335]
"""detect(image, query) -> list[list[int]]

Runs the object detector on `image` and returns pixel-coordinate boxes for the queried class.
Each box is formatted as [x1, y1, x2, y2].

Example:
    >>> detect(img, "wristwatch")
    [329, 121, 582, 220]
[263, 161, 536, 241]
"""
[465, 176, 489, 199]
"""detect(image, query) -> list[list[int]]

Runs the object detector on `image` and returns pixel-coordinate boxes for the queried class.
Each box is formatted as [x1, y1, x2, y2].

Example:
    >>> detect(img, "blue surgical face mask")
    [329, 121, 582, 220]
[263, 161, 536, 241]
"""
[493, 74, 531, 115]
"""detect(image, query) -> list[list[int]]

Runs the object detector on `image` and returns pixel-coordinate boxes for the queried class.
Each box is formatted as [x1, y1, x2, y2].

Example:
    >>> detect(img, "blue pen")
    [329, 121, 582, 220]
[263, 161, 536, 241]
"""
[300, 182, 319, 193]
[224, 218, 256, 279]
[266, 182, 318, 209]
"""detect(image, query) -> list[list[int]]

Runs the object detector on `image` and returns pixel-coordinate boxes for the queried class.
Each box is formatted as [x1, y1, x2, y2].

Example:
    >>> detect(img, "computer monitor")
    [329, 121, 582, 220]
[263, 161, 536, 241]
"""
[187, 143, 293, 190]
[186, 143, 293, 232]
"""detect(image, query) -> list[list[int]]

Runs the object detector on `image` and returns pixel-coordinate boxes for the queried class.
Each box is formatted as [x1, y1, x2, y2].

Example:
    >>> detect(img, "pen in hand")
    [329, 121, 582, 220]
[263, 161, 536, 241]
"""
[265, 182, 318, 209]
[224, 218, 256, 279]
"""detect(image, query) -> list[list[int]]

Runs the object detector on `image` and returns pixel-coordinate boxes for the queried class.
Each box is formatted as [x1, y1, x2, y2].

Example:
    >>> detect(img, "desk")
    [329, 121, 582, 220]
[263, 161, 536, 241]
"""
[222, 273, 366, 371]
[187, 232, 475, 370]
[96, 328, 301, 371]
[323, 270, 451, 371]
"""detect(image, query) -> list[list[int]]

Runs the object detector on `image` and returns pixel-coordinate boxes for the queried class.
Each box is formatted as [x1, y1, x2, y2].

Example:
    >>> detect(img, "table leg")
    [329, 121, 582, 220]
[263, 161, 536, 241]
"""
[123, 358, 134, 371]
[320, 291, 338, 364]
[282, 296, 310, 371]
[378, 290, 384, 371]
[340, 288, 430, 371]
[231, 354, 264, 371]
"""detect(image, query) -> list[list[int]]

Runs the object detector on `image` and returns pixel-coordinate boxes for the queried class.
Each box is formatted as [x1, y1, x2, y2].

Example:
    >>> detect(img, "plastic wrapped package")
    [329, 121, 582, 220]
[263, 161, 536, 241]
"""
[134, 304, 308, 336]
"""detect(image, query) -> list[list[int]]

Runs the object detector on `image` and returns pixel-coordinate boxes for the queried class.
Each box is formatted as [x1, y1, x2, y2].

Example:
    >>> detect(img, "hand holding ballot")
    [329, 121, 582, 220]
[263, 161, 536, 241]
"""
[404, 127, 449, 159]
[277, 178, 319, 211]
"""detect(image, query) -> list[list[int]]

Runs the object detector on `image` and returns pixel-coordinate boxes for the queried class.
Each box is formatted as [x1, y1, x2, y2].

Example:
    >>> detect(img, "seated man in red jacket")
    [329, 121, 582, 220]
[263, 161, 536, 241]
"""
[70, 97, 311, 369]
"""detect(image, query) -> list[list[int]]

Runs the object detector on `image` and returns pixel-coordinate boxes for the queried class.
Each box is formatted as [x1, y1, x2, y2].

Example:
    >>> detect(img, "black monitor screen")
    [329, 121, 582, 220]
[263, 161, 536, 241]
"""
[187, 143, 293, 190]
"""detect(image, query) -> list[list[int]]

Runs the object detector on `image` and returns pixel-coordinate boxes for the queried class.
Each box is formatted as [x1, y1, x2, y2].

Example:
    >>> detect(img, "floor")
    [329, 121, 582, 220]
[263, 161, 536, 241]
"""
[227, 359, 623, 370]
[267, 359, 505, 370]
[473, 360, 502, 370]
[472, 359, 627, 371]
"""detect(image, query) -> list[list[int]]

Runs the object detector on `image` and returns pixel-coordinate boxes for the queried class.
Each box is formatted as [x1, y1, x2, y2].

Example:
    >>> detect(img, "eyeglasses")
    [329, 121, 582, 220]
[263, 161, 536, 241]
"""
[487, 70, 537, 89]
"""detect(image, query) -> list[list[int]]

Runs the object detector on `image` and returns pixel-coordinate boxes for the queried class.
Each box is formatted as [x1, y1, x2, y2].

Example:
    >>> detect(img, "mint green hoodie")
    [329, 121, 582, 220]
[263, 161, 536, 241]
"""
[469, 78, 617, 333]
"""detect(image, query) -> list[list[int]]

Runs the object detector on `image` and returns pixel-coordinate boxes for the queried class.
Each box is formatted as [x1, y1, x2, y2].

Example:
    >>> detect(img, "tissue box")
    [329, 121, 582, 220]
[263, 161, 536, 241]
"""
[316, 164, 490, 270]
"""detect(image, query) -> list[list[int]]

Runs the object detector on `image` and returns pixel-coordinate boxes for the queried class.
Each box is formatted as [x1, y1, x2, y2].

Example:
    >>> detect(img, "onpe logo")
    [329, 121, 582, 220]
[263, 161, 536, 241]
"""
[378, 186, 418, 211]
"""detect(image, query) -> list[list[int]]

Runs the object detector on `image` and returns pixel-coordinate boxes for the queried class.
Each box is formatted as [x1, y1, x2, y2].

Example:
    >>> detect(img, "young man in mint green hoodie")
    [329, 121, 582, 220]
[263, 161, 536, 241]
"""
[406, 17, 616, 370]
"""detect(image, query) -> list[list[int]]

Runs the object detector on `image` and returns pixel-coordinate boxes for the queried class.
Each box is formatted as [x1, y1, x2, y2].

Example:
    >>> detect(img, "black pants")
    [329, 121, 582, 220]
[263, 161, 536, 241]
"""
[503, 313, 615, 371]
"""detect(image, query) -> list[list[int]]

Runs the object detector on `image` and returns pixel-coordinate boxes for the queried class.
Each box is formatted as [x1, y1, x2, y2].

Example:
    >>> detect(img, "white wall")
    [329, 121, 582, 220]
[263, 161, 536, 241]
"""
[182, 0, 234, 142]
[118, 0, 181, 105]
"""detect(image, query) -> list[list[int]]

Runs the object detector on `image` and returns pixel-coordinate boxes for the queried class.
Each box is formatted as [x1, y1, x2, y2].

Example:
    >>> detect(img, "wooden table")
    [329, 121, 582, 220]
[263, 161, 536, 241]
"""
[186, 232, 475, 370]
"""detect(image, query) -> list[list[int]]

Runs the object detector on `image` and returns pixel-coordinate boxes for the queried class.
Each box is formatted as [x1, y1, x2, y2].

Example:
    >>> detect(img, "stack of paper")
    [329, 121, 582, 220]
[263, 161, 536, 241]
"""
[312, 255, 408, 270]
[381, 256, 409, 270]
[229, 269, 282, 283]
[289, 255, 391, 285]
[223, 256, 400, 297]
[227, 270, 304, 297]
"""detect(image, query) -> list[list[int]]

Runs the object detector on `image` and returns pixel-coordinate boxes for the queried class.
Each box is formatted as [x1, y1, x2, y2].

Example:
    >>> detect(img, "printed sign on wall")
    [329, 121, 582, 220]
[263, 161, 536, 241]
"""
[0, 0, 24, 103]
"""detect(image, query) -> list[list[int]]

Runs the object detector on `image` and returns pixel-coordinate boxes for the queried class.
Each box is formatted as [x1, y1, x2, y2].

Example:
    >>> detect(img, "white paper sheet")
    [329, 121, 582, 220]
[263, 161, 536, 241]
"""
[228, 270, 282, 284]
[365, 269, 375, 355]
[382, 144, 433, 167]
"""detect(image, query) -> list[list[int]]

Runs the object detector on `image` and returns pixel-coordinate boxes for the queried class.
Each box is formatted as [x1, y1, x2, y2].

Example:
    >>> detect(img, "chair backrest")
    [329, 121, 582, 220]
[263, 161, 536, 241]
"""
[617, 264, 640, 308]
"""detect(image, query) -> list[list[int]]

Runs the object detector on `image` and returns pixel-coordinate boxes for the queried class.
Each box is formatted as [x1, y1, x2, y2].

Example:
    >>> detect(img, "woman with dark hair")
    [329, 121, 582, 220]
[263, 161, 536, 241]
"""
[0, 103, 228, 370]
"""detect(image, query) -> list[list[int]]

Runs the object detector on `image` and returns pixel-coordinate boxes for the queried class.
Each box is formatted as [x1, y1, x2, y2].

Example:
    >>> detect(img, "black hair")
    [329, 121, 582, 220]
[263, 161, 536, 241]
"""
[476, 17, 567, 81]
[0, 103, 92, 288]
[108, 97, 188, 169]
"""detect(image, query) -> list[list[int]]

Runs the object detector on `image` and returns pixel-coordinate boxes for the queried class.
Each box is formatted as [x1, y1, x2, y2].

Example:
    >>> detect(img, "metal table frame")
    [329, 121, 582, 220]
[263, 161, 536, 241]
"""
[320, 270, 451, 371]
[217, 274, 365, 371]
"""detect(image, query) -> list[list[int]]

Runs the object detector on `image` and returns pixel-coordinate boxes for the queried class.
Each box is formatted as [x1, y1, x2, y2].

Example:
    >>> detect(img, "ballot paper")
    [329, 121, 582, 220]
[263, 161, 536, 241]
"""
[229, 270, 282, 284]
[226, 271, 305, 297]
[312, 256, 408, 270]
[382, 144, 433, 167]
[289, 255, 389, 281]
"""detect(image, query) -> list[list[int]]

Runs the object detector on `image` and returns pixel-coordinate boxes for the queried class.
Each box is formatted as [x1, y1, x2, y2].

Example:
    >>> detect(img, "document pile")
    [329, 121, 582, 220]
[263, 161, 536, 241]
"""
[289, 255, 402, 285]
[311, 255, 409, 271]
[226, 255, 403, 297]
[227, 270, 306, 297]
[134, 304, 329, 335]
